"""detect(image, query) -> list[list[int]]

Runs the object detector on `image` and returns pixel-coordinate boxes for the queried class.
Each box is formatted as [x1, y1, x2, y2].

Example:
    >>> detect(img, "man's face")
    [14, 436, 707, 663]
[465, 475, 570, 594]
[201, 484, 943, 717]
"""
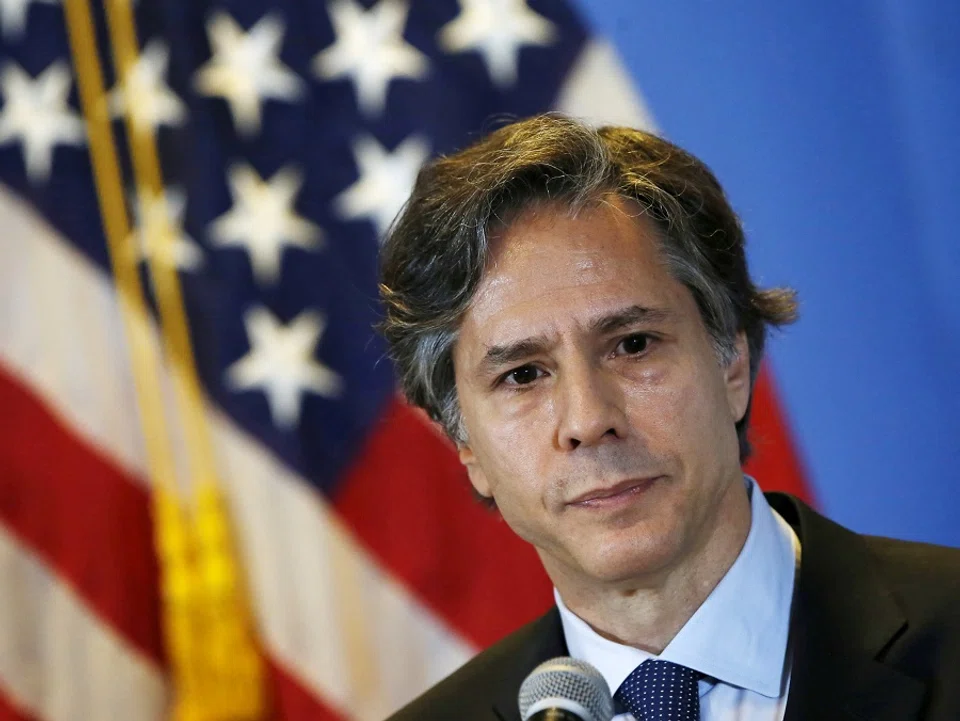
[453, 198, 751, 591]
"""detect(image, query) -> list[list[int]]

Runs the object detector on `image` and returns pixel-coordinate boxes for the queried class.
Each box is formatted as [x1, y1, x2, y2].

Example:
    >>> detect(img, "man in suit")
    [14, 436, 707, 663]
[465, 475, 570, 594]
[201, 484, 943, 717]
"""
[377, 114, 960, 720]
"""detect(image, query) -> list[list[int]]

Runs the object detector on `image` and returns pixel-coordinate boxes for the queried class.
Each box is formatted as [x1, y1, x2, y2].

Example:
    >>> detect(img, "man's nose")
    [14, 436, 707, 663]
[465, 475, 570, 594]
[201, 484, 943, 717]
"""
[555, 364, 627, 451]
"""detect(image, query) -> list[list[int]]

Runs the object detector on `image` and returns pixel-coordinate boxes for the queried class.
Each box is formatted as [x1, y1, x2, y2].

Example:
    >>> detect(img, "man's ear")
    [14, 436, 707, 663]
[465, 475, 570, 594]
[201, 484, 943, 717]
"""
[458, 443, 493, 499]
[725, 332, 751, 424]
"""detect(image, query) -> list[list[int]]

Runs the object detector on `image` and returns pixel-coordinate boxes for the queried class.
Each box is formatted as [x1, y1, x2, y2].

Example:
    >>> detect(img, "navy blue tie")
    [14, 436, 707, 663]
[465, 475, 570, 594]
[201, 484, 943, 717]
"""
[614, 659, 701, 720]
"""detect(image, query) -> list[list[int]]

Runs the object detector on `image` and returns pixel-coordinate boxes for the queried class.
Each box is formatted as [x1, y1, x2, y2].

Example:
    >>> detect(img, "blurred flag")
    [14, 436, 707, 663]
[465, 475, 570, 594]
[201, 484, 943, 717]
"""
[0, 1, 810, 720]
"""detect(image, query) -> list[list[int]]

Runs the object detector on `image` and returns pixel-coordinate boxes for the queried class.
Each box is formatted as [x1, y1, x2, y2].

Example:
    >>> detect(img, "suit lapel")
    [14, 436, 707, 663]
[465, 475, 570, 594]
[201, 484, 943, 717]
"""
[768, 493, 927, 721]
[491, 607, 568, 721]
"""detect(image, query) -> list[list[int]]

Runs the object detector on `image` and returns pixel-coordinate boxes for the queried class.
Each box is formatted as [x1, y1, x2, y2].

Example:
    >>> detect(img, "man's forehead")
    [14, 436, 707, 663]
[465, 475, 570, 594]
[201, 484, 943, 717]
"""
[486, 195, 650, 261]
[466, 204, 675, 326]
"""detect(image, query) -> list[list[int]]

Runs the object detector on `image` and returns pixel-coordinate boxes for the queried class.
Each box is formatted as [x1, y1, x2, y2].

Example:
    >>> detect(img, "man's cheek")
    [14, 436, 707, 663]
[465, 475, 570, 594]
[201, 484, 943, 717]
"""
[625, 382, 689, 441]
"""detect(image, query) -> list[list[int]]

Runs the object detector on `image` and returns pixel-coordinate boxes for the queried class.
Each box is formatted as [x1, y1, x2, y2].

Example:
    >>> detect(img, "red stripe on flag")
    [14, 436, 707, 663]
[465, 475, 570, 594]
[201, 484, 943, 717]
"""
[0, 365, 434, 718]
[0, 363, 165, 664]
[0, 690, 36, 721]
[335, 397, 553, 650]
[268, 659, 348, 721]
[744, 364, 815, 503]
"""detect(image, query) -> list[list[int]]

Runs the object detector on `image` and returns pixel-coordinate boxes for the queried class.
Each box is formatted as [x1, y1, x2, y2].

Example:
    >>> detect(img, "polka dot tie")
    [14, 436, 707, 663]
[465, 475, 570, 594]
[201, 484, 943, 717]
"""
[614, 659, 701, 720]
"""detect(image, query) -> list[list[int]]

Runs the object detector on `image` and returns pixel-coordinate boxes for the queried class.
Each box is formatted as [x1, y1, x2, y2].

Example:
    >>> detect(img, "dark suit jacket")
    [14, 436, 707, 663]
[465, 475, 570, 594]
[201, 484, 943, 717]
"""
[386, 493, 960, 721]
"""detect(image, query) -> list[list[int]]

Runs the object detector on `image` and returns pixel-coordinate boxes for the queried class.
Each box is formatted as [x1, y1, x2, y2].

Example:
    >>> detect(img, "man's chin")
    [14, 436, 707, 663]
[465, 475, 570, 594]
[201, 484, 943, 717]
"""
[582, 551, 679, 587]
[542, 537, 683, 589]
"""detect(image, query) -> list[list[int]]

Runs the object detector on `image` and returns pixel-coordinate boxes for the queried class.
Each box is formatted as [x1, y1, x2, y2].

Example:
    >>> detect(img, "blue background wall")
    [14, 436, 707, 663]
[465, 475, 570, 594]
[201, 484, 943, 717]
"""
[575, 1, 960, 547]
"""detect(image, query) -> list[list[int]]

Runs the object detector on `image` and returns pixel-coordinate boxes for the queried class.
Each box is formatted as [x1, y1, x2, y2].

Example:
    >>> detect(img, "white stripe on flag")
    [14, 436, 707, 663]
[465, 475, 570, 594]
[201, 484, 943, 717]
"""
[555, 38, 658, 130]
[0, 525, 168, 721]
[0, 186, 148, 480]
[0, 187, 475, 719]
[215, 417, 475, 718]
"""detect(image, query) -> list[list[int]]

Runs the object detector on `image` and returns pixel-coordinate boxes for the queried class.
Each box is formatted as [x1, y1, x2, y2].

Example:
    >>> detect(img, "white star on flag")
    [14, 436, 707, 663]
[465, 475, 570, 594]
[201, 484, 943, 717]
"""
[194, 12, 304, 136]
[209, 163, 322, 285]
[226, 307, 343, 429]
[128, 187, 203, 272]
[314, 0, 428, 117]
[0, 0, 57, 39]
[438, 0, 557, 88]
[110, 40, 186, 133]
[335, 134, 429, 239]
[0, 61, 85, 183]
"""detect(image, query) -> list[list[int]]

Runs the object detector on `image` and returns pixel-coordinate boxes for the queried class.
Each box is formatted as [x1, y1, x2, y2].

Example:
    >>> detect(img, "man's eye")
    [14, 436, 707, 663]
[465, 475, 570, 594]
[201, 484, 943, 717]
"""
[504, 365, 542, 385]
[618, 334, 651, 355]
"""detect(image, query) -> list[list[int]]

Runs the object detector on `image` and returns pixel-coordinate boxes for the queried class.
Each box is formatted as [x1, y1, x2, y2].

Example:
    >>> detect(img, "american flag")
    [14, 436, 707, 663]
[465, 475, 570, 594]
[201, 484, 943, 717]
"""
[0, 1, 810, 720]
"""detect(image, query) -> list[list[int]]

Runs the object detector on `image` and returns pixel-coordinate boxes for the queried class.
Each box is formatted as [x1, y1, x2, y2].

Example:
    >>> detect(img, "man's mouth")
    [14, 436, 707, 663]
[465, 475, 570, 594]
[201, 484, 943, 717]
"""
[567, 476, 662, 507]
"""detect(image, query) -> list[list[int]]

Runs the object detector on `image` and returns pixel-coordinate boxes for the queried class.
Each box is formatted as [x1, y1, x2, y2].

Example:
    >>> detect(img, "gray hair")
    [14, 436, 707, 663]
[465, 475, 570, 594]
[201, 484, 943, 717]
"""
[379, 114, 797, 461]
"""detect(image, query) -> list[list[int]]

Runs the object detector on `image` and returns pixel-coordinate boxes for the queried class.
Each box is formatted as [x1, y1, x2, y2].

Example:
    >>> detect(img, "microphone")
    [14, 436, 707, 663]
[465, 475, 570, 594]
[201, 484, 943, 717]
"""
[518, 657, 614, 721]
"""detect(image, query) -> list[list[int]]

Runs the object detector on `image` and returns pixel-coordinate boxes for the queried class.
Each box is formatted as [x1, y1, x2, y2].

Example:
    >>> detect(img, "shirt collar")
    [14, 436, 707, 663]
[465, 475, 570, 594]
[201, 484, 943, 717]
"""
[556, 476, 800, 699]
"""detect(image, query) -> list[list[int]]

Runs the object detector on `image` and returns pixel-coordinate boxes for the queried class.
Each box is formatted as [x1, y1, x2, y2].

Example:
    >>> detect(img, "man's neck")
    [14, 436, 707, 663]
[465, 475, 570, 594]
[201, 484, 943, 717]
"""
[551, 480, 752, 655]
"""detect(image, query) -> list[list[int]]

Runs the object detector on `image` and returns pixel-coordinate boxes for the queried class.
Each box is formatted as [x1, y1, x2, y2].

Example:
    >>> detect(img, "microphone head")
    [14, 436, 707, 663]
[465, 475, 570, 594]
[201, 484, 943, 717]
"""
[518, 657, 614, 721]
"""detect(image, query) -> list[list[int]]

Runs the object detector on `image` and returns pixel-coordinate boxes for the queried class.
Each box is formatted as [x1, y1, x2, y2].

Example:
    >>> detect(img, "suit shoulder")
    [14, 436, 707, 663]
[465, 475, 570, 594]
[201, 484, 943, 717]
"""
[386, 610, 561, 721]
[864, 534, 960, 583]
[771, 490, 960, 617]
[863, 535, 960, 621]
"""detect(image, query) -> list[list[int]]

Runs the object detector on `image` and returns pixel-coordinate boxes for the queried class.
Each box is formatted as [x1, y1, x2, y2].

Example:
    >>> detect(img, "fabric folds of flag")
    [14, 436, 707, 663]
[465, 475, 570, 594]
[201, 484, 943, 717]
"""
[0, 1, 812, 721]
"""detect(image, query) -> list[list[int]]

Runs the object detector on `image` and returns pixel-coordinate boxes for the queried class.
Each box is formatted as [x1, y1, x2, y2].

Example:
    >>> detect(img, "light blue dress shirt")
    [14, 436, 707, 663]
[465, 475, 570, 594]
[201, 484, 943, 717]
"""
[556, 477, 801, 721]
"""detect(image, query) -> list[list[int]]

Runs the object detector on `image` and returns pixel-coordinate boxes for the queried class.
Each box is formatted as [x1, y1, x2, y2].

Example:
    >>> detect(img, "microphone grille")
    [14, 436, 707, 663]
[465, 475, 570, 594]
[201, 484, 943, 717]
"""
[518, 657, 613, 721]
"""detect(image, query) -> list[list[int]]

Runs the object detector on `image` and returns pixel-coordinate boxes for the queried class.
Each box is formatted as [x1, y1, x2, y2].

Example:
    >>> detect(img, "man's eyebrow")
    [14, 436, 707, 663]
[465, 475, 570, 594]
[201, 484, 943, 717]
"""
[477, 336, 552, 375]
[475, 306, 672, 375]
[590, 304, 673, 335]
